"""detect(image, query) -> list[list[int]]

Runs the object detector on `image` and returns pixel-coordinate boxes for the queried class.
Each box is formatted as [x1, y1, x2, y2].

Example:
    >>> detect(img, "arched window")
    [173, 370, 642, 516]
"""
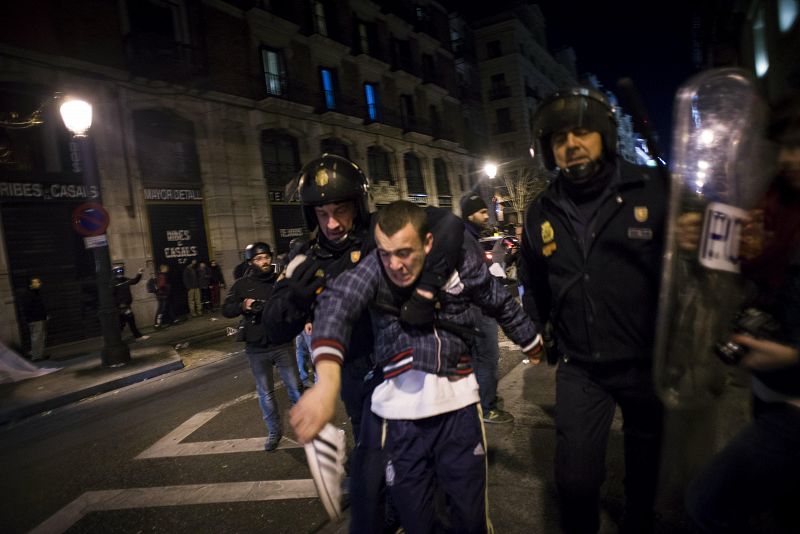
[367, 146, 393, 184]
[260, 129, 299, 202]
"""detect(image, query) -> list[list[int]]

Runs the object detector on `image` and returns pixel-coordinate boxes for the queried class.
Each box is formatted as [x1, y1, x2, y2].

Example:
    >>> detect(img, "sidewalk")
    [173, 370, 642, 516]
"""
[0, 311, 239, 426]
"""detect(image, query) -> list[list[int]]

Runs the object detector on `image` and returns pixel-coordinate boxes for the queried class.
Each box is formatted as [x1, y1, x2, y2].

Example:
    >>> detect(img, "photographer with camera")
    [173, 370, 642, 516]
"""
[686, 93, 800, 534]
[222, 241, 303, 452]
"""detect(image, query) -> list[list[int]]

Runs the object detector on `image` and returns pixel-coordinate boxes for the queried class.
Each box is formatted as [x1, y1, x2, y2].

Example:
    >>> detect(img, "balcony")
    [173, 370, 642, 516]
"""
[124, 33, 207, 82]
[402, 116, 432, 136]
[489, 85, 511, 100]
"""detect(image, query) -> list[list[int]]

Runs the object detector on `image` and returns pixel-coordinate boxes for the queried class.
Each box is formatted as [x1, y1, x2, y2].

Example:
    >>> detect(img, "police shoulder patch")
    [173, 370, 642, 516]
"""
[541, 221, 554, 243]
[350, 250, 361, 264]
[634, 206, 648, 222]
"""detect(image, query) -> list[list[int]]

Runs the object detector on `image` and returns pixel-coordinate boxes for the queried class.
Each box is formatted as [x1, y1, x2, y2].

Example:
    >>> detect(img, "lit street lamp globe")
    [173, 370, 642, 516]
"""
[60, 98, 93, 137]
[483, 162, 498, 179]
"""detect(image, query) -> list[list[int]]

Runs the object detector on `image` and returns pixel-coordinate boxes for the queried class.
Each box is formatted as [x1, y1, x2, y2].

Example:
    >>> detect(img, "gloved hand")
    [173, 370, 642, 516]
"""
[524, 335, 544, 365]
[287, 256, 324, 309]
[400, 291, 436, 326]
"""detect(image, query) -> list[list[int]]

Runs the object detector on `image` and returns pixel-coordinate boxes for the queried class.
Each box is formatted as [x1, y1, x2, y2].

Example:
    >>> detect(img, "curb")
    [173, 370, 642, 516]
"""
[0, 356, 184, 426]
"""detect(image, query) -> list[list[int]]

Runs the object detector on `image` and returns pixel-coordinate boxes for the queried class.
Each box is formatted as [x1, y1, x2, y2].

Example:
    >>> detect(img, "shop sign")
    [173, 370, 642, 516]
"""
[143, 188, 203, 201]
[0, 181, 99, 202]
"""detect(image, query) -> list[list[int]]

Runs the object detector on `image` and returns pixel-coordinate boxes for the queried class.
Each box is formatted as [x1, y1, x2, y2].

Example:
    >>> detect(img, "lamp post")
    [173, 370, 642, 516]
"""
[60, 98, 131, 366]
[478, 161, 498, 226]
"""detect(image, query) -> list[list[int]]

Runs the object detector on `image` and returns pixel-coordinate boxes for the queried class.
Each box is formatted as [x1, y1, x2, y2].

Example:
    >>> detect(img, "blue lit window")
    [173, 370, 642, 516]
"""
[321, 68, 336, 110]
[364, 83, 380, 121]
[779, 0, 798, 32]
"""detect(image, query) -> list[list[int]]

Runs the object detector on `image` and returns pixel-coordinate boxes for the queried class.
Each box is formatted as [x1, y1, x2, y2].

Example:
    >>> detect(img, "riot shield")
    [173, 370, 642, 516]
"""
[654, 68, 770, 409]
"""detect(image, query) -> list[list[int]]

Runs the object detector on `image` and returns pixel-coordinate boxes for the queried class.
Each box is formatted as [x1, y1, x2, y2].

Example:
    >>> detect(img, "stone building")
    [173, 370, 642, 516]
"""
[0, 0, 480, 349]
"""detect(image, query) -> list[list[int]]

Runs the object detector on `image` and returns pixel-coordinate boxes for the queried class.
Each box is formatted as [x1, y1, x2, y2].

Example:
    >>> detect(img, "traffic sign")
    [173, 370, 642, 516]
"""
[72, 202, 110, 237]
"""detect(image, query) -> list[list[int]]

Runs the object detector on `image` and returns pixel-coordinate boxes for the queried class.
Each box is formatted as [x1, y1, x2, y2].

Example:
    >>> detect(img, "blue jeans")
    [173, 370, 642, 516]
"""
[295, 331, 314, 383]
[686, 399, 800, 533]
[471, 308, 499, 412]
[245, 344, 303, 435]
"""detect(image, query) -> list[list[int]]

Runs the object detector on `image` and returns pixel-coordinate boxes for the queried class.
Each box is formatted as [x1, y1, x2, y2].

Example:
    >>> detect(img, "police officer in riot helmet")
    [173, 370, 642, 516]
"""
[111, 264, 148, 341]
[263, 153, 462, 532]
[222, 241, 303, 452]
[520, 87, 667, 534]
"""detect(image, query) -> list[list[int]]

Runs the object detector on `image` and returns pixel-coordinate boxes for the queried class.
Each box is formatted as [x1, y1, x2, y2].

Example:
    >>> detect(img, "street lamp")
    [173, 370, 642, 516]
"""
[483, 161, 498, 180]
[60, 97, 131, 366]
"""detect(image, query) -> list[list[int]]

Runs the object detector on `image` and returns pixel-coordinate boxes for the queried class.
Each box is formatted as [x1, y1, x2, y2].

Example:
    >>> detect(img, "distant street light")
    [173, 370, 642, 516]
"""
[483, 161, 498, 179]
[61, 97, 131, 367]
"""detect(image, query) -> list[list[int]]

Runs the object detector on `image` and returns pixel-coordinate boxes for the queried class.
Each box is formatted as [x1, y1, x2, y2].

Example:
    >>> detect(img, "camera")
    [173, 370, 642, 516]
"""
[249, 299, 265, 314]
[714, 307, 781, 365]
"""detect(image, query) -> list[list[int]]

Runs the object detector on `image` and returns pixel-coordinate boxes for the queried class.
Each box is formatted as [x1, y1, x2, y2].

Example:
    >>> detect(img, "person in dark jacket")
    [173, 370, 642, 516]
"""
[291, 200, 543, 533]
[19, 276, 48, 361]
[685, 92, 800, 534]
[519, 87, 666, 534]
[222, 242, 303, 451]
[154, 264, 172, 327]
[111, 265, 148, 341]
[209, 260, 226, 310]
[461, 192, 513, 424]
[197, 261, 211, 313]
[183, 260, 200, 317]
[263, 154, 463, 532]
[233, 249, 251, 280]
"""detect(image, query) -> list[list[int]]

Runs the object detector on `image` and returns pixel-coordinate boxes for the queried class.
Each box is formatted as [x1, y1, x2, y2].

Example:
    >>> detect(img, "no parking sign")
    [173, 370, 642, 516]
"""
[71, 202, 110, 237]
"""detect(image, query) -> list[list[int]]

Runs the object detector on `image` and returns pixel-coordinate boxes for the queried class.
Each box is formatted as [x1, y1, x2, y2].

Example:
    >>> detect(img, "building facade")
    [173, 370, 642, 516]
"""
[0, 0, 486, 349]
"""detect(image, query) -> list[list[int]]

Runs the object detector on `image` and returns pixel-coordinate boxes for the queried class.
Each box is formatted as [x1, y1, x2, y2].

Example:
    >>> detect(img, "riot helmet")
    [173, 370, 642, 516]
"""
[296, 154, 370, 233]
[112, 265, 125, 277]
[531, 87, 618, 178]
[244, 242, 272, 261]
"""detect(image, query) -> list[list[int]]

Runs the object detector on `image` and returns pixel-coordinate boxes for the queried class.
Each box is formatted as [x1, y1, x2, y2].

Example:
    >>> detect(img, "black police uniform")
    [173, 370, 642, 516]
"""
[519, 158, 666, 533]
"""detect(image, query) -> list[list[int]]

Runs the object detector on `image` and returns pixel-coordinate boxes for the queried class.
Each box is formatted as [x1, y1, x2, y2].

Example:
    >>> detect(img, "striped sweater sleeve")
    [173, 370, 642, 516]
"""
[311, 252, 381, 365]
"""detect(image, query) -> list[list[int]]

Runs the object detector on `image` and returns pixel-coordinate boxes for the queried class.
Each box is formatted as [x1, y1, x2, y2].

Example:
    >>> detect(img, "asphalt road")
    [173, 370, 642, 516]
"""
[0, 338, 344, 534]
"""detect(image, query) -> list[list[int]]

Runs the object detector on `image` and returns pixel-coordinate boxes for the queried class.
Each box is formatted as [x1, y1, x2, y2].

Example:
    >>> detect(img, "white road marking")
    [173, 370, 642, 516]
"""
[30, 479, 324, 534]
[136, 392, 301, 459]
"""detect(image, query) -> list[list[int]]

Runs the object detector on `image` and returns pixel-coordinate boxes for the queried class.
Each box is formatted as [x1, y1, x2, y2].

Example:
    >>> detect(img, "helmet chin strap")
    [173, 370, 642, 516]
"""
[562, 159, 602, 183]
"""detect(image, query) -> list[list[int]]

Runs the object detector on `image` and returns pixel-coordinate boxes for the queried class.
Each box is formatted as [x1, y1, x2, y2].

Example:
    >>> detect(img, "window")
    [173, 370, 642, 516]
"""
[490, 73, 509, 99]
[422, 54, 435, 81]
[486, 40, 502, 59]
[368, 146, 393, 184]
[320, 68, 337, 110]
[260, 130, 300, 202]
[434, 158, 450, 196]
[404, 153, 426, 198]
[364, 83, 380, 122]
[400, 95, 415, 128]
[430, 105, 441, 136]
[320, 138, 349, 159]
[262, 48, 286, 96]
[357, 21, 370, 55]
[496, 108, 513, 133]
[133, 109, 201, 185]
[313, 1, 328, 36]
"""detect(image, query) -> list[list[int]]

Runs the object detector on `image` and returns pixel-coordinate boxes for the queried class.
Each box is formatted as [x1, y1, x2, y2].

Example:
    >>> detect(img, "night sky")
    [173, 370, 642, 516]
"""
[535, 0, 699, 158]
[449, 0, 701, 159]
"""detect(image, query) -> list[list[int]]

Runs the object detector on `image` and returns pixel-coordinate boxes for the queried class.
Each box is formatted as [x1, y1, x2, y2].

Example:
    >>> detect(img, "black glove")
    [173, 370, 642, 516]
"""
[542, 321, 559, 365]
[287, 257, 324, 309]
[400, 291, 436, 327]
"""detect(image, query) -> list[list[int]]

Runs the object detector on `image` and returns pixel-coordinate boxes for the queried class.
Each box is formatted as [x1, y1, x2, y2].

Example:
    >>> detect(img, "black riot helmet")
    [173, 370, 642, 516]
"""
[244, 242, 272, 261]
[296, 154, 370, 233]
[531, 87, 618, 175]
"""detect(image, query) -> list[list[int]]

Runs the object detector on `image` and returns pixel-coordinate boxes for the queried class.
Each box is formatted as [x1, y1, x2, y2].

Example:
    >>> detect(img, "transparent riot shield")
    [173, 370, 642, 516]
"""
[654, 68, 770, 409]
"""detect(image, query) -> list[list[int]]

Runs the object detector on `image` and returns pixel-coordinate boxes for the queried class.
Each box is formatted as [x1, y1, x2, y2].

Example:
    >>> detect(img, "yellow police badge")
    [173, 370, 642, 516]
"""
[634, 206, 648, 222]
[541, 221, 554, 243]
[315, 168, 329, 187]
[351, 250, 361, 264]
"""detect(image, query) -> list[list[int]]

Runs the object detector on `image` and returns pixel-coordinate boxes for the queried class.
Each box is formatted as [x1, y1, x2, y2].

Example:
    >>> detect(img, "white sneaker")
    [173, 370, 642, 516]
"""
[304, 423, 346, 521]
